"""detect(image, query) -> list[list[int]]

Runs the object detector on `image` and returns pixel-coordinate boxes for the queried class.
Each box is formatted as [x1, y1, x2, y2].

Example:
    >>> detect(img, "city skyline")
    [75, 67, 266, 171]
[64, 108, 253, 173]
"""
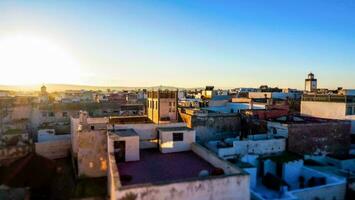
[0, 0, 354, 89]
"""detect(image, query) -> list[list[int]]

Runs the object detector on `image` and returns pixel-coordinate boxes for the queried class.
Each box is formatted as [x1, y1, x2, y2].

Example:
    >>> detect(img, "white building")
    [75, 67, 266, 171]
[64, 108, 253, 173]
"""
[301, 93, 355, 150]
[304, 72, 317, 92]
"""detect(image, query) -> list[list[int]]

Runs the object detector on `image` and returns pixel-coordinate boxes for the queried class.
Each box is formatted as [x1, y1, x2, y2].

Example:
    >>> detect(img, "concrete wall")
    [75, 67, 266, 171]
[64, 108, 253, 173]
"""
[244, 167, 257, 188]
[290, 167, 347, 200]
[113, 122, 187, 149]
[291, 182, 346, 200]
[233, 138, 286, 155]
[301, 101, 346, 119]
[35, 138, 71, 159]
[159, 130, 195, 153]
[115, 174, 250, 200]
[191, 143, 243, 174]
[208, 138, 285, 158]
[263, 159, 277, 176]
[179, 112, 241, 142]
[77, 130, 107, 177]
[108, 134, 140, 162]
[282, 160, 304, 186]
[288, 122, 351, 156]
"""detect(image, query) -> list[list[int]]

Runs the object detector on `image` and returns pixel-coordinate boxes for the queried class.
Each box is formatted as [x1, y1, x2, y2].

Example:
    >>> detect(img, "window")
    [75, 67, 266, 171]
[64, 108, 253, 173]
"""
[155, 101, 158, 110]
[62, 112, 68, 117]
[91, 125, 95, 130]
[346, 106, 353, 115]
[173, 132, 184, 141]
[169, 102, 172, 106]
[49, 112, 54, 117]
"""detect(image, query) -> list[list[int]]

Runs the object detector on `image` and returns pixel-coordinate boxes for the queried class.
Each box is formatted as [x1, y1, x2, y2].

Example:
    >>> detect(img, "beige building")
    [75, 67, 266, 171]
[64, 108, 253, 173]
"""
[147, 90, 178, 124]
[304, 72, 317, 92]
[301, 94, 355, 135]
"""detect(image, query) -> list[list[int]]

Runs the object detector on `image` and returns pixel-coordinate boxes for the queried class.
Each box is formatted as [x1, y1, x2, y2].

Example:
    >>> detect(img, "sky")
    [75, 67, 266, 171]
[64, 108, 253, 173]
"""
[0, 0, 354, 89]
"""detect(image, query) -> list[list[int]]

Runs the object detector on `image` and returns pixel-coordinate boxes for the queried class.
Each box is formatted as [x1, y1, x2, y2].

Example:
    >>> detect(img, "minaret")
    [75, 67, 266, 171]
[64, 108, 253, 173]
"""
[305, 72, 317, 92]
[41, 85, 47, 95]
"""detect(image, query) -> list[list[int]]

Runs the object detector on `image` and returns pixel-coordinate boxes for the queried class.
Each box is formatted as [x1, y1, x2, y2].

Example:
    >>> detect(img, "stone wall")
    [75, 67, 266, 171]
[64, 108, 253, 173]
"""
[35, 138, 71, 159]
[179, 112, 241, 142]
[77, 130, 107, 177]
[288, 122, 351, 156]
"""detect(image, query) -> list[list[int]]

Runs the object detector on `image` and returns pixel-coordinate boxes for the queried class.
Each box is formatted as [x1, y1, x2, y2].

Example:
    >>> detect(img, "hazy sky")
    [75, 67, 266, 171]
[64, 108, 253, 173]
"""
[0, 0, 354, 89]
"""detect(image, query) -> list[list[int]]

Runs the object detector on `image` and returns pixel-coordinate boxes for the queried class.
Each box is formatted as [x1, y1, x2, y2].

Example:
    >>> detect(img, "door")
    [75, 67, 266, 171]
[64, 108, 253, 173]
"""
[114, 141, 126, 162]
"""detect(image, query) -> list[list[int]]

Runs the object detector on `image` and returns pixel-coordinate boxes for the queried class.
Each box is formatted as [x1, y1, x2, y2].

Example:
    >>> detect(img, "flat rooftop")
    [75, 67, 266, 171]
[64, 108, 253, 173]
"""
[157, 126, 193, 132]
[117, 149, 215, 186]
[111, 128, 138, 137]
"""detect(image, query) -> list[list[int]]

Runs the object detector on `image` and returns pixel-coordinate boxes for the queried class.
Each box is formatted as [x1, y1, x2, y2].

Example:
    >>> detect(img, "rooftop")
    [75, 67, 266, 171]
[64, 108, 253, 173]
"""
[111, 128, 138, 137]
[109, 116, 152, 124]
[157, 126, 193, 132]
[117, 149, 216, 186]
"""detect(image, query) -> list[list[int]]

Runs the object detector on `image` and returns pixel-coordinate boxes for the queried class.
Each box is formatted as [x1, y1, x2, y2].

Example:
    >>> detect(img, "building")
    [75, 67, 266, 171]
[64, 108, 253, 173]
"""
[147, 90, 178, 124]
[267, 115, 351, 156]
[201, 86, 215, 99]
[206, 133, 286, 159]
[305, 72, 317, 92]
[301, 92, 355, 135]
[250, 152, 346, 200]
[107, 128, 250, 200]
[35, 129, 71, 159]
[179, 108, 241, 142]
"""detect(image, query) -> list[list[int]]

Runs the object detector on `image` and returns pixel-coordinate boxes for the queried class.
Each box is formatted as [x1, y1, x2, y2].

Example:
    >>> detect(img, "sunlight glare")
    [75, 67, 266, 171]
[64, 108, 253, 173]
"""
[0, 34, 81, 85]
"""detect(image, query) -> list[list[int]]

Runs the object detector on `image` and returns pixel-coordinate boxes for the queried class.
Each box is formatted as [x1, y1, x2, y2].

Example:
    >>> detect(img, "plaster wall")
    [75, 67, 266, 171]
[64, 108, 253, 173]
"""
[35, 139, 71, 159]
[159, 130, 195, 153]
[115, 174, 250, 200]
[77, 130, 107, 177]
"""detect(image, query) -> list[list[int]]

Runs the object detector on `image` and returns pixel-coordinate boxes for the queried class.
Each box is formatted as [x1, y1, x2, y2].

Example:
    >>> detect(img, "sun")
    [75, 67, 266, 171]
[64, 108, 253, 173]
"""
[0, 33, 81, 85]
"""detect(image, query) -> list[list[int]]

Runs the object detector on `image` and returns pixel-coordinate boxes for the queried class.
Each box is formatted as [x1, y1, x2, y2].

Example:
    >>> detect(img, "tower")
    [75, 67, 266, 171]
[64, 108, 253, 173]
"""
[147, 90, 178, 124]
[40, 85, 47, 95]
[305, 72, 317, 92]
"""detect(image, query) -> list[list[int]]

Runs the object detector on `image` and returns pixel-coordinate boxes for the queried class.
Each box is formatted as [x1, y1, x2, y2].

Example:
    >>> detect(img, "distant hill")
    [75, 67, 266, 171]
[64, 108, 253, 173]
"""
[0, 84, 201, 92]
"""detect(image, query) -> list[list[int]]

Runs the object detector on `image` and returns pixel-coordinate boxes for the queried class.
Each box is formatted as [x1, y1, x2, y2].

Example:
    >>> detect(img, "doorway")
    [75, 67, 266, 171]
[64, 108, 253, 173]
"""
[114, 141, 126, 163]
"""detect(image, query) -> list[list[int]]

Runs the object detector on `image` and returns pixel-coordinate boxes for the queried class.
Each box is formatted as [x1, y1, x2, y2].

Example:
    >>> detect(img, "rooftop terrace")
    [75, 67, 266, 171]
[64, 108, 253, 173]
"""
[117, 149, 216, 186]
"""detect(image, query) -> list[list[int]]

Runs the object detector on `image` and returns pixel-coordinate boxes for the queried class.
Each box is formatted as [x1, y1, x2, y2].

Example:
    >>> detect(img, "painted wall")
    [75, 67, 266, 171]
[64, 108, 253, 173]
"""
[159, 130, 195, 153]
[301, 101, 346, 119]
[244, 167, 257, 188]
[108, 134, 140, 162]
[233, 138, 286, 155]
[263, 159, 276, 176]
[267, 122, 289, 138]
[191, 143, 243, 174]
[115, 174, 250, 200]
[113, 122, 187, 149]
